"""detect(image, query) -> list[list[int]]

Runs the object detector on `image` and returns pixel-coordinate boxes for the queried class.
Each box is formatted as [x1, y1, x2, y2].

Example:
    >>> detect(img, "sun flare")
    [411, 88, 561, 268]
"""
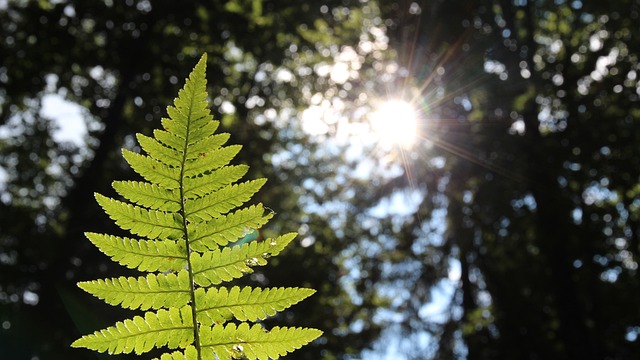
[370, 99, 418, 148]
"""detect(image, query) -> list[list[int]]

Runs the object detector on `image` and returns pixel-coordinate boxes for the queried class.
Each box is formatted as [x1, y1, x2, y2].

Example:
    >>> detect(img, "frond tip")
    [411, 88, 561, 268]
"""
[72, 52, 322, 359]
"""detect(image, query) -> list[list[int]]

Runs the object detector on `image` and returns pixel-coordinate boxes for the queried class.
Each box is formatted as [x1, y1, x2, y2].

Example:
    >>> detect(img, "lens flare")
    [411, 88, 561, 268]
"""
[370, 99, 418, 148]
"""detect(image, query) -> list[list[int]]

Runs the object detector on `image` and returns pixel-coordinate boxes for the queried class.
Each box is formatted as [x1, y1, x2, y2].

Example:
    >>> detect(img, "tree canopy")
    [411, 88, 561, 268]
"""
[351, 1, 640, 358]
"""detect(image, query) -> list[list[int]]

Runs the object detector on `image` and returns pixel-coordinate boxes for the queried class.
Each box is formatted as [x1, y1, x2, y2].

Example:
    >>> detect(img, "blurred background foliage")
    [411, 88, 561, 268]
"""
[1, 0, 640, 359]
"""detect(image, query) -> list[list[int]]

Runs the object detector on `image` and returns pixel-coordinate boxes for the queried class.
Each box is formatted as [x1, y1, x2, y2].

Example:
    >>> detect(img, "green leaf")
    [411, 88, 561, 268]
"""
[78, 271, 191, 310]
[191, 233, 296, 286]
[157, 346, 199, 360]
[199, 322, 323, 360]
[182, 164, 248, 199]
[112, 180, 181, 212]
[136, 133, 184, 167]
[184, 132, 230, 160]
[85, 233, 187, 272]
[188, 204, 273, 251]
[154, 129, 186, 151]
[183, 145, 242, 178]
[184, 179, 267, 222]
[122, 149, 181, 190]
[71, 306, 194, 355]
[195, 286, 316, 326]
[95, 193, 183, 239]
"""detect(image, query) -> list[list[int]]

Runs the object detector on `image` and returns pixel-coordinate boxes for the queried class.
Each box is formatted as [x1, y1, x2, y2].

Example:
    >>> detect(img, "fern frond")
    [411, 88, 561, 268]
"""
[136, 133, 184, 167]
[73, 55, 321, 359]
[191, 233, 296, 286]
[95, 194, 183, 239]
[166, 78, 213, 139]
[199, 323, 323, 360]
[183, 145, 242, 178]
[188, 204, 273, 251]
[71, 306, 194, 355]
[195, 286, 316, 326]
[162, 84, 214, 143]
[182, 165, 249, 199]
[184, 133, 230, 160]
[85, 233, 187, 272]
[78, 271, 191, 310]
[183, 120, 220, 146]
[122, 149, 181, 189]
[165, 115, 214, 145]
[154, 129, 186, 151]
[112, 181, 180, 212]
[158, 346, 198, 360]
[184, 179, 267, 222]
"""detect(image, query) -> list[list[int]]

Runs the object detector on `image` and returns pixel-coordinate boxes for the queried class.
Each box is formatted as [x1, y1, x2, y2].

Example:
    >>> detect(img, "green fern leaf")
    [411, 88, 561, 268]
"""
[122, 149, 181, 189]
[154, 129, 186, 151]
[191, 233, 296, 286]
[85, 233, 187, 272]
[182, 120, 219, 146]
[162, 96, 216, 143]
[95, 193, 183, 239]
[183, 145, 242, 178]
[195, 286, 316, 326]
[158, 346, 199, 360]
[136, 133, 184, 167]
[184, 133, 230, 160]
[112, 180, 180, 212]
[71, 306, 194, 354]
[184, 179, 267, 222]
[78, 271, 191, 310]
[199, 323, 323, 360]
[188, 204, 273, 251]
[73, 54, 321, 359]
[182, 164, 248, 199]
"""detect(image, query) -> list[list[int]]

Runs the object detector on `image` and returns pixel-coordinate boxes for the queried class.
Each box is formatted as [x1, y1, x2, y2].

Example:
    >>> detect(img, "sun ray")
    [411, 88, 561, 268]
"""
[418, 131, 526, 184]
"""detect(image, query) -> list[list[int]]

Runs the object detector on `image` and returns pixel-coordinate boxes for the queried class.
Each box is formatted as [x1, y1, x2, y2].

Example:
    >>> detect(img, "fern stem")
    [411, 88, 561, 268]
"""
[180, 93, 202, 360]
[182, 194, 201, 360]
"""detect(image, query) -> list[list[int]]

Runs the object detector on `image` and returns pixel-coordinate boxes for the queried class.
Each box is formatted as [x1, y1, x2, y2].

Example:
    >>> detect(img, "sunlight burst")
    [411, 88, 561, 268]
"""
[370, 99, 418, 148]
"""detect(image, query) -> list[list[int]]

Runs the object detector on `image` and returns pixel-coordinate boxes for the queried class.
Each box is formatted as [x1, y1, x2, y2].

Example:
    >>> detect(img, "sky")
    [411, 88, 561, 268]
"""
[41, 94, 88, 147]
